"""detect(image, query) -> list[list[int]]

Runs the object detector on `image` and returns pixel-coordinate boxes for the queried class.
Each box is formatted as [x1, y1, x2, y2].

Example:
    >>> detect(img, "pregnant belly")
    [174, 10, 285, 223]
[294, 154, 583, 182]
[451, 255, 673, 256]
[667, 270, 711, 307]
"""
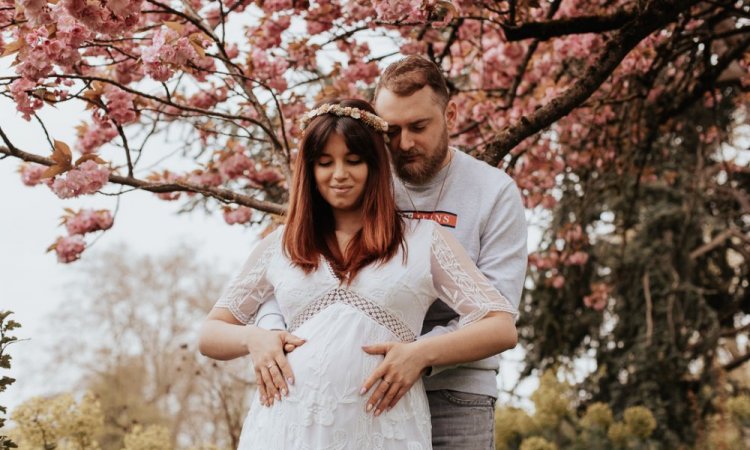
[284, 303, 398, 397]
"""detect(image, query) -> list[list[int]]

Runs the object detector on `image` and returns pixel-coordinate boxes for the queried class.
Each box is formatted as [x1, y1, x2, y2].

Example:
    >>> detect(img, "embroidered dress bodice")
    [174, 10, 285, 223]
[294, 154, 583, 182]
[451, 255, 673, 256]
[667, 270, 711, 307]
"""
[214, 219, 516, 450]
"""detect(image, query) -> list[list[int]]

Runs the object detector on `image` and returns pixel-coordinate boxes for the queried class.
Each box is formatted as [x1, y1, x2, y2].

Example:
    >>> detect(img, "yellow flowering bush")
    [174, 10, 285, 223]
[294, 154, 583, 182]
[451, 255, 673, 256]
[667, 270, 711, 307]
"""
[9, 392, 103, 449]
[519, 436, 557, 450]
[623, 406, 657, 439]
[580, 402, 614, 430]
[530, 370, 572, 429]
[727, 395, 750, 425]
[122, 424, 172, 450]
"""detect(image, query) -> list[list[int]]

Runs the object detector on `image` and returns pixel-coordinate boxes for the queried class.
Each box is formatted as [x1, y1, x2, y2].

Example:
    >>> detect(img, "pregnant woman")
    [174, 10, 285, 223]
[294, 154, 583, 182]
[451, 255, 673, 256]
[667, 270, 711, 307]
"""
[199, 98, 518, 449]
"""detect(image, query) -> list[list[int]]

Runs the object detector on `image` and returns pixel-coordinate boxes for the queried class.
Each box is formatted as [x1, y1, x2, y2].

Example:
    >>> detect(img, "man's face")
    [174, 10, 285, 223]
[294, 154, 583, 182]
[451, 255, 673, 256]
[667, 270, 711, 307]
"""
[374, 86, 456, 184]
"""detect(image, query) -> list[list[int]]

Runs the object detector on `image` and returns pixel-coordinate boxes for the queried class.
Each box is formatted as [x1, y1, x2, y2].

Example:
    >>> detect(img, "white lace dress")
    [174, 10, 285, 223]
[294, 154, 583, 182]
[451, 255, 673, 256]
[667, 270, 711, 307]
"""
[215, 219, 517, 450]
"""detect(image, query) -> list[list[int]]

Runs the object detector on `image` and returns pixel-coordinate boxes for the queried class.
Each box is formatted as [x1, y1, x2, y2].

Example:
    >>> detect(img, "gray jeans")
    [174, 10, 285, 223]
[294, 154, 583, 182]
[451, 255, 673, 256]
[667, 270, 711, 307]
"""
[427, 389, 496, 449]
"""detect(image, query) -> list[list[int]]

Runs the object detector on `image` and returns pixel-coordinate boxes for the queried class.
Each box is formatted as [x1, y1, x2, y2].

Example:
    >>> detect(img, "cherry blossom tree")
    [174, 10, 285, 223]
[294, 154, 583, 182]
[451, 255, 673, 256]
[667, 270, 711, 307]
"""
[1, 0, 749, 445]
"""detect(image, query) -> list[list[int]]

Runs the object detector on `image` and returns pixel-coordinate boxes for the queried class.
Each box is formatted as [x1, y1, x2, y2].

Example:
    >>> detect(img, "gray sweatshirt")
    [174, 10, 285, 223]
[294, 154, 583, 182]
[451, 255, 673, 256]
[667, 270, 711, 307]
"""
[394, 149, 527, 397]
[255, 149, 527, 398]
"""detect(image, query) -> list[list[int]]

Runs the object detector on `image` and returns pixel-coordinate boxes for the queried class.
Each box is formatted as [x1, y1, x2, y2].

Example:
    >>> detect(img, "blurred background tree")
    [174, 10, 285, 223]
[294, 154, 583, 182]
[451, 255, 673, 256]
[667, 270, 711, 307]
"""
[522, 51, 750, 446]
[4, 246, 252, 449]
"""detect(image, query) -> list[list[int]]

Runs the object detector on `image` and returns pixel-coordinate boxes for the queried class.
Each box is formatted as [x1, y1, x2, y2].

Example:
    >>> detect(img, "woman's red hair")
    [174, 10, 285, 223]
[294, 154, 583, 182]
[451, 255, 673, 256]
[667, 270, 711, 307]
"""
[283, 98, 404, 283]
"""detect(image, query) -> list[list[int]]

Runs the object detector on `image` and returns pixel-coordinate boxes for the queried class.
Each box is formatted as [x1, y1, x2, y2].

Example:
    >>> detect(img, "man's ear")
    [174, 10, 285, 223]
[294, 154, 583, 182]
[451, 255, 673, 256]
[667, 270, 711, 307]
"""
[444, 100, 457, 131]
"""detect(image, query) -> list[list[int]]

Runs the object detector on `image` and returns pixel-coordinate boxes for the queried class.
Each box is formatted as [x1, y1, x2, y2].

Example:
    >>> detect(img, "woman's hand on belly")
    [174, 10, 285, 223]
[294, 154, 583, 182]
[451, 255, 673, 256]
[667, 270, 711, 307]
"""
[359, 341, 428, 416]
[246, 327, 306, 407]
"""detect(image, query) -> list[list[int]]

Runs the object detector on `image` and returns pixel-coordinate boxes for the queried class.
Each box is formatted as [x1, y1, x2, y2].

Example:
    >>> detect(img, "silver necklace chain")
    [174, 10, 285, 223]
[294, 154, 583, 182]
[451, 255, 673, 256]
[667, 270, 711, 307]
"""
[401, 148, 454, 214]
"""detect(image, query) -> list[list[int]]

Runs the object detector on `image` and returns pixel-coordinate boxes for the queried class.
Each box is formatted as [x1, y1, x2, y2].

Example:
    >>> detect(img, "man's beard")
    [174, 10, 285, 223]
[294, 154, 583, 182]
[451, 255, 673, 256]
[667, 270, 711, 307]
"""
[393, 128, 449, 185]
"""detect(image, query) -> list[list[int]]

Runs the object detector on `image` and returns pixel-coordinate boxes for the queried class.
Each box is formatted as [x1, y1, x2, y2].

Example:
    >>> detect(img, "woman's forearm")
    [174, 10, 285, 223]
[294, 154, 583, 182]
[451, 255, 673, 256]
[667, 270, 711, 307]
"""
[412, 312, 517, 369]
[199, 319, 253, 360]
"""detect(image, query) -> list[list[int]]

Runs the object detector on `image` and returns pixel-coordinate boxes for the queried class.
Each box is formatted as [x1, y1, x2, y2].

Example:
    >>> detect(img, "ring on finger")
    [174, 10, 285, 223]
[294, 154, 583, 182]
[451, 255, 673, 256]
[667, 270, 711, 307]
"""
[266, 362, 275, 369]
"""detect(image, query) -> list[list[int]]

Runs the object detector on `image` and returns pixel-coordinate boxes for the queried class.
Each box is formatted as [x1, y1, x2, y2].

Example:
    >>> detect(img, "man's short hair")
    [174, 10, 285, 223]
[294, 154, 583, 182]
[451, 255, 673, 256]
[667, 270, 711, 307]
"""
[373, 56, 450, 108]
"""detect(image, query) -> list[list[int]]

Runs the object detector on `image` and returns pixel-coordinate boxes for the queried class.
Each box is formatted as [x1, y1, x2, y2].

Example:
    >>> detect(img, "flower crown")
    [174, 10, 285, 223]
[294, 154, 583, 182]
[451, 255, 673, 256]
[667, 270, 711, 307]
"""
[299, 103, 389, 133]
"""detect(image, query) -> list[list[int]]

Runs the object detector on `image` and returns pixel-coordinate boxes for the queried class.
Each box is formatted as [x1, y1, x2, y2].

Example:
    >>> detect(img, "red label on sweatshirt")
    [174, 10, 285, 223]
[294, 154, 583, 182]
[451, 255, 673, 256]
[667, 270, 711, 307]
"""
[400, 211, 457, 228]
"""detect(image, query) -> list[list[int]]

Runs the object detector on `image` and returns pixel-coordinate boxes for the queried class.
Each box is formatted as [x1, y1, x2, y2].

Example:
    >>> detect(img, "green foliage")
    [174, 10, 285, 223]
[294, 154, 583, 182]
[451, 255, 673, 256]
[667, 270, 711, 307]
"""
[0, 310, 20, 449]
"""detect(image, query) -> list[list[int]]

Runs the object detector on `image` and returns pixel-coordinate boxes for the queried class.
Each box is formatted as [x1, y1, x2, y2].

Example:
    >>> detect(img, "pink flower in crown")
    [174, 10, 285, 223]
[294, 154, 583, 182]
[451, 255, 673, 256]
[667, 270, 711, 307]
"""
[53, 234, 86, 263]
[10, 78, 43, 120]
[64, 209, 114, 235]
[551, 274, 565, 289]
[20, 163, 47, 186]
[219, 152, 254, 180]
[223, 206, 253, 225]
[49, 160, 110, 199]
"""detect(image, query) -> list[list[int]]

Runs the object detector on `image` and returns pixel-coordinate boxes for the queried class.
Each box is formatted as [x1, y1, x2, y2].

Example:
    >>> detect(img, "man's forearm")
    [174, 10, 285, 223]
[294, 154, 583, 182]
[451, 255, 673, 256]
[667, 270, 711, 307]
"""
[199, 319, 254, 360]
[412, 312, 517, 370]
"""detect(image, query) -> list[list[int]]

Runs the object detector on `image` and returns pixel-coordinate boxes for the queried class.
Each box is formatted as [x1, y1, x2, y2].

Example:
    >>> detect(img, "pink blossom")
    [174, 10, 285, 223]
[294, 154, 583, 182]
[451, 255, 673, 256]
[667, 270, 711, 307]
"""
[19, 163, 47, 186]
[341, 62, 379, 85]
[53, 234, 86, 263]
[104, 85, 137, 124]
[223, 206, 253, 225]
[373, 0, 425, 22]
[10, 78, 43, 120]
[219, 152, 254, 180]
[248, 15, 291, 50]
[551, 275, 565, 289]
[141, 27, 214, 82]
[248, 49, 289, 91]
[187, 170, 223, 187]
[148, 171, 183, 201]
[260, 0, 293, 12]
[583, 283, 610, 311]
[49, 160, 110, 198]
[77, 118, 119, 154]
[19, 0, 51, 24]
[250, 168, 282, 185]
[63, 0, 142, 34]
[64, 209, 114, 235]
[566, 251, 589, 266]
[188, 87, 228, 109]
[287, 40, 318, 70]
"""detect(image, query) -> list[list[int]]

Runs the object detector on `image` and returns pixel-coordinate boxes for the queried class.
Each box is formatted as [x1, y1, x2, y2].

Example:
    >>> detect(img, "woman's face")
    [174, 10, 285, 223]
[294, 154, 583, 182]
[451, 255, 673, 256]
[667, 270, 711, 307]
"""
[313, 132, 369, 214]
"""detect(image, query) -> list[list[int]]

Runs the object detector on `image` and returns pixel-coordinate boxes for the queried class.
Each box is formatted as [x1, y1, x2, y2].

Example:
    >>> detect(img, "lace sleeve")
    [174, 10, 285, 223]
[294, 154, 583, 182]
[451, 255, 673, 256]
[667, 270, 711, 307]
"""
[430, 223, 519, 326]
[213, 230, 280, 324]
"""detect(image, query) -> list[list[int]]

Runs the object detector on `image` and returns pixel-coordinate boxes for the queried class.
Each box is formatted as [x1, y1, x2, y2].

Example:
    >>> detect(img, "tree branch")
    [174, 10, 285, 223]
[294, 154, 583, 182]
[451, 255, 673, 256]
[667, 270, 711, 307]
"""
[501, 8, 637, 41]
[477, 0, 699, 166]
[0, 145, 286, 216]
